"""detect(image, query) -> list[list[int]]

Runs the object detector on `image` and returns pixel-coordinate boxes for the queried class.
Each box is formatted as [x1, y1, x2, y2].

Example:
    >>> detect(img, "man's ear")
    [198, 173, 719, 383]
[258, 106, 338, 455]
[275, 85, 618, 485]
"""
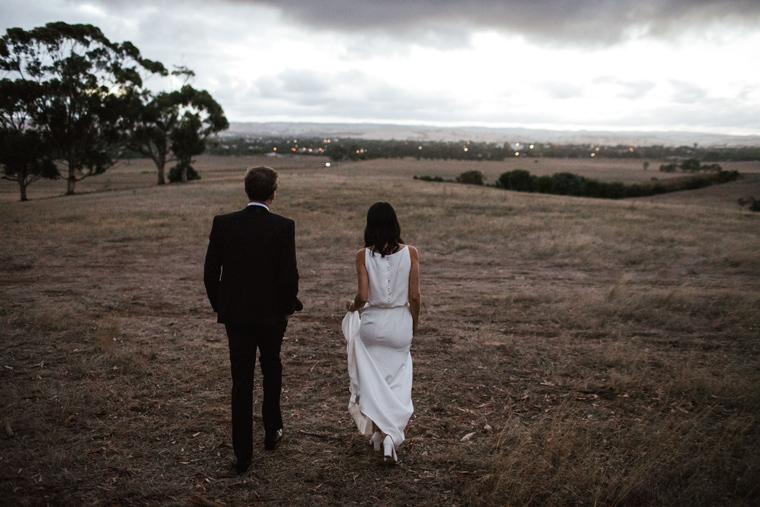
[269, 191, 276, 202]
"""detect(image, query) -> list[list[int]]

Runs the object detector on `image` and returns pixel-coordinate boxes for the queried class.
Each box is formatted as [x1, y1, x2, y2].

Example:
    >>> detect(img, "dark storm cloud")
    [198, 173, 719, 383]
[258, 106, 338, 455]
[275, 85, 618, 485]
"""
[236, 0, 760, 45]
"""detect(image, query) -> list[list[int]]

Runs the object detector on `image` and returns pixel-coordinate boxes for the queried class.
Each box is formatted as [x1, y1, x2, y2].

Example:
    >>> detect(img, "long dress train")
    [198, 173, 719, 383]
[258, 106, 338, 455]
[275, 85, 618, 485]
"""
[343, 246, 414, 449]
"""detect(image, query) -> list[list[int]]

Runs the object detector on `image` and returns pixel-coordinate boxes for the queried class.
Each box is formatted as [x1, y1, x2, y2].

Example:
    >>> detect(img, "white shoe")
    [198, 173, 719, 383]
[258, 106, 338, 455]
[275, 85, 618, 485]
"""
[383, 435, 397, 463]
[369, 431, 383, 452]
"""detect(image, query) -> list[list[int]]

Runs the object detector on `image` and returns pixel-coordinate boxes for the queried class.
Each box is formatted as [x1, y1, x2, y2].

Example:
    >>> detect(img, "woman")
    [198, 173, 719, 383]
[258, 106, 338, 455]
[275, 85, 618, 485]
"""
[343, 202, 421, 463]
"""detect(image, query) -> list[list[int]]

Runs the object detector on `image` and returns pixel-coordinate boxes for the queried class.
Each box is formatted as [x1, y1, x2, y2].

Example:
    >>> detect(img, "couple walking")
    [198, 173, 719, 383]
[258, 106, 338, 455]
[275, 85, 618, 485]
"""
[203, 166, 420, 473]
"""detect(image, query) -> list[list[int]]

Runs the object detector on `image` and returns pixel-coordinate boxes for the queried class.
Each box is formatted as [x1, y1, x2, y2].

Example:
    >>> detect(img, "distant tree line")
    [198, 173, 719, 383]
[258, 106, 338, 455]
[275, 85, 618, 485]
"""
[209, 136, 760, 163]
[659, 158, 723, 173]
[414, 169, 741, 200]
[0, 22, 228, 201]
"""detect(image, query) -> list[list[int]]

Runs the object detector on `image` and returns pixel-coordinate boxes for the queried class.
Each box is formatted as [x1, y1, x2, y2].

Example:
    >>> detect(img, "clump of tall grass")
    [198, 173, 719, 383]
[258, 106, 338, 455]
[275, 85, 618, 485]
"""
[486, 403, 760, 505]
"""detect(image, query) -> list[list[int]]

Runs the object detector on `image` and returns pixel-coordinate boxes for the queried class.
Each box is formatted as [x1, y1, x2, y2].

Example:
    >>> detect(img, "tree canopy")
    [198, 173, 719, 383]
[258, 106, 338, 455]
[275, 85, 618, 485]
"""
[1, 22, 228, 200]
[0, 78, 59, 200]
[130, 83, 228, 185]
[0, 22, 169, 195]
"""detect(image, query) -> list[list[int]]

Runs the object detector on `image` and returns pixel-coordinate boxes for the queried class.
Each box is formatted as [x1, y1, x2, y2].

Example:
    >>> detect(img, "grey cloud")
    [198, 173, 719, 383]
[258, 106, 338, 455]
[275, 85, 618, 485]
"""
[615, 81, 656, 100]
[68, 0, 760, 46]
[197, 71, 760, 132]
[272, 69, 332, 95]
[236, 67, 466, 123]
[540, 81, 585, 100]
[640, 99, 760, 131]
[339, 23, 474, 59]
[669, 80, 708, 104]
[235, 0, 760, 46]
[594, 76, 657, 100]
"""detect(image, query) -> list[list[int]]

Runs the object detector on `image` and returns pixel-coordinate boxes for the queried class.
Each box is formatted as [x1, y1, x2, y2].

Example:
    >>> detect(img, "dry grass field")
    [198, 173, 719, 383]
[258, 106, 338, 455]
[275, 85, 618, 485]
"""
[1, 155, 759, 506]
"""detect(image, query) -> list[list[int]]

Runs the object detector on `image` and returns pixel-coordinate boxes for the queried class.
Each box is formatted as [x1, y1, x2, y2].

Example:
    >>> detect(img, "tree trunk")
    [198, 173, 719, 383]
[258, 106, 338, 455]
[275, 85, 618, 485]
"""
[66, 165, 76, 195]
[18, 175, 28, 202]
[157, 164, 166, 185]
[181, 166, 188, 183]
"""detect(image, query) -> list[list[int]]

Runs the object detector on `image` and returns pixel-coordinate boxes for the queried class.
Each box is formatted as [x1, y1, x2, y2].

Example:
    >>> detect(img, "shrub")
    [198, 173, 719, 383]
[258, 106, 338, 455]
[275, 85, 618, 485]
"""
[415, 175, 444, 182]
[533, 175, 553, 193]
[737, 196, 759, 211]
[456, 170, 484, 185]
[680, 158, 701, 172]
[454, 168, 739, 200]
[168, 164, 201, 183]
[606, 181, 627, 199]
[509, 169, 533, 192]
[625, 184, 647, 197]
[497, 169, 532, 191]
[584, 179, 604, 198]
[550, 172, 587, 196]
[660, 163, 678, 173]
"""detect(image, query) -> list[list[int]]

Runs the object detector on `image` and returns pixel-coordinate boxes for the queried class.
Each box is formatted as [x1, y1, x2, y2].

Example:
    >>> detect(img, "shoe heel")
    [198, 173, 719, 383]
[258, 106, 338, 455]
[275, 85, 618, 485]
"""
[370, 431, 382, 452]
[383, 435, 397, 463]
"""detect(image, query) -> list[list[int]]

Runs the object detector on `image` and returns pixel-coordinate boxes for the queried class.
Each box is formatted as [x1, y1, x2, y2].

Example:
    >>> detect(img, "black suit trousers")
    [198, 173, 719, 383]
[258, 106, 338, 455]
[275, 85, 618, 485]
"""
[226, 321, 286, 463]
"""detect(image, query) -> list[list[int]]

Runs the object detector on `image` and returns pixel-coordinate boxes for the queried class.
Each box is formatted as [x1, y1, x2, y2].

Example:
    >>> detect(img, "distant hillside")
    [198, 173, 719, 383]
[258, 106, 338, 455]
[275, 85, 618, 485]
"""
[224, 122, 760, 147]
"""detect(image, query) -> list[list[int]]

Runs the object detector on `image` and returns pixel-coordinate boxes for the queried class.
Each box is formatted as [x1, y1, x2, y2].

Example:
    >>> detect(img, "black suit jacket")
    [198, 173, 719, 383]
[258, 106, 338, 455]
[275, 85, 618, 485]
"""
[204, 205, 300, 327]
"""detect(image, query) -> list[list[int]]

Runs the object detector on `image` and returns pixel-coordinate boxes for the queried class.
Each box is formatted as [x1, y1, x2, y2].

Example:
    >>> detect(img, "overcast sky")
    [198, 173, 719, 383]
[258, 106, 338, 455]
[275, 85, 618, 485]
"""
[2, 0, 760, 134]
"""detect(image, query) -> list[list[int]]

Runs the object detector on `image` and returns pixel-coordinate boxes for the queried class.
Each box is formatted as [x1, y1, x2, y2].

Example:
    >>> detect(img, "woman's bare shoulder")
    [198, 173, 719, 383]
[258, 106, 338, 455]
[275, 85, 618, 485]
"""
[406, 245, 419, 260]
[355, 247, 367, 263]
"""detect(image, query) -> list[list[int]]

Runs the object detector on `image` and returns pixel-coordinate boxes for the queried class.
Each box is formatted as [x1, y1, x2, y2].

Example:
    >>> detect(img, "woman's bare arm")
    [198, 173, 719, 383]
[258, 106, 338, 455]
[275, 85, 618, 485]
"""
[408, 246, 421, 336]
[347, 248, 369, 312]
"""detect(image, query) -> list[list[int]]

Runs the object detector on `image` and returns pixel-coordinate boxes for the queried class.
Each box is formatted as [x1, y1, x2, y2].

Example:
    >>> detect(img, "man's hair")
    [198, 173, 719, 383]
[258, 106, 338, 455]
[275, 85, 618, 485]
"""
[244, 166, 279, 201]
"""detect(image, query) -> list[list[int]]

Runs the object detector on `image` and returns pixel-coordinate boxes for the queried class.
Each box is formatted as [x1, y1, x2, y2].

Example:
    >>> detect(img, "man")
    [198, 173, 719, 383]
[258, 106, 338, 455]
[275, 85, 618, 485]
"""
[204, 166, 301, 474]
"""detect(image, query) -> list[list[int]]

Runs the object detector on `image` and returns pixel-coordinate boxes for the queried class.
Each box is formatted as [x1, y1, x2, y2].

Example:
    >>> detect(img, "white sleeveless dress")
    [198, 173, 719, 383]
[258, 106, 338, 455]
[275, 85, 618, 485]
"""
[342, 246, 414, 448]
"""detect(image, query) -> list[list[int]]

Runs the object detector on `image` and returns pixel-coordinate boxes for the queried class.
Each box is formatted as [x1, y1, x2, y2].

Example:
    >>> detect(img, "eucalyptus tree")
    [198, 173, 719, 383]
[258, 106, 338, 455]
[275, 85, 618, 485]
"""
[0, 79, 59, 201]
[0, 22, 167, 195]
[130, 79, 229, 185]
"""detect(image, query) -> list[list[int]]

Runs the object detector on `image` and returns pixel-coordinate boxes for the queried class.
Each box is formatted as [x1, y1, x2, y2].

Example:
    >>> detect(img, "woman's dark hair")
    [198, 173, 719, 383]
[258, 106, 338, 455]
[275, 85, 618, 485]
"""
[364, 202, 404, 256]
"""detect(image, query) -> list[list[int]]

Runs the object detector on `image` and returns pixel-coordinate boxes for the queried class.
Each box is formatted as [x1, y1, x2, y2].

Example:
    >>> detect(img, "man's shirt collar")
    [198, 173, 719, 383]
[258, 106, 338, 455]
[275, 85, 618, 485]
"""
[247, 202, 269, 211]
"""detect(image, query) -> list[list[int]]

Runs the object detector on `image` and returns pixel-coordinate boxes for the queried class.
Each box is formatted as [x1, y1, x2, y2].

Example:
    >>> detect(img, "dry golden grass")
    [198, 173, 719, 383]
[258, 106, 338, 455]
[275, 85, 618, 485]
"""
[0, 154, 759, 506]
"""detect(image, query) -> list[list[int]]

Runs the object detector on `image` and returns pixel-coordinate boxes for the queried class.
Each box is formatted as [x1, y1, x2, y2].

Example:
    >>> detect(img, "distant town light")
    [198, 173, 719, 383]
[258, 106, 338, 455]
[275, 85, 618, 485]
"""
[595, 147, 600, 151]
[463, 147, 468, 152]
[529, 144, 534, 149]
[291, 147, 296, 151]
[418, 146, 422, 150]
[515, 152, 519, 156]
[629, 147, 634, 152]
[325, 162, 331, 167]
[273, 147, 277, 151]
[591, 153, 595, 157]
